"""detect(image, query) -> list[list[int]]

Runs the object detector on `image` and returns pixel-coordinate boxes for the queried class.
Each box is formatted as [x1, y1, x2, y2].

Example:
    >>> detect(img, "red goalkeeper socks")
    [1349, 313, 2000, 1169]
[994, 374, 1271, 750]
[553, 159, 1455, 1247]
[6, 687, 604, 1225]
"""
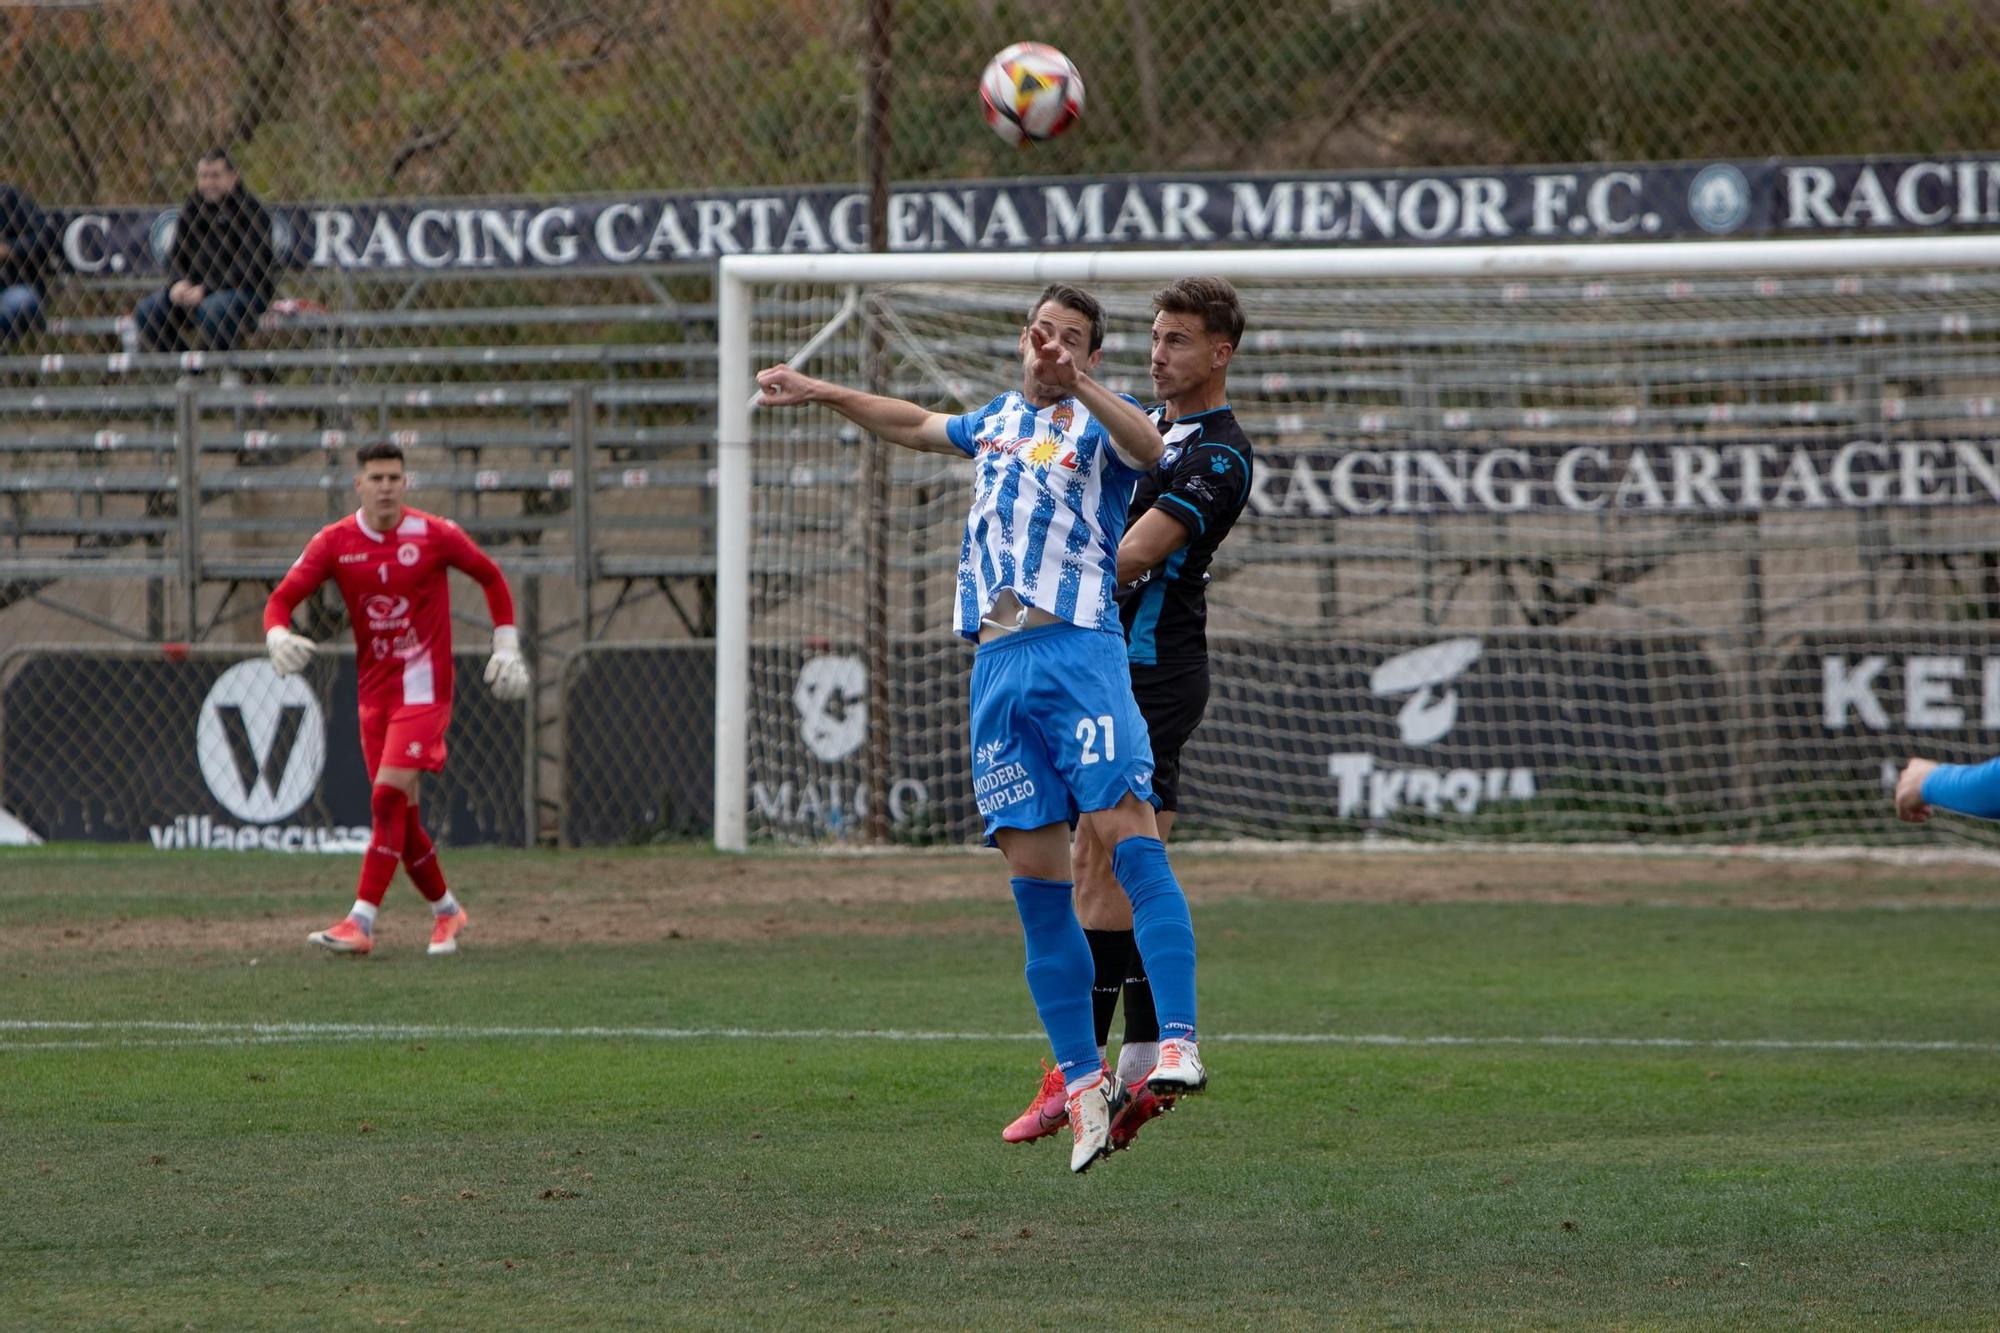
[356, 784, 409, 908]
[402, 807, 451, 903]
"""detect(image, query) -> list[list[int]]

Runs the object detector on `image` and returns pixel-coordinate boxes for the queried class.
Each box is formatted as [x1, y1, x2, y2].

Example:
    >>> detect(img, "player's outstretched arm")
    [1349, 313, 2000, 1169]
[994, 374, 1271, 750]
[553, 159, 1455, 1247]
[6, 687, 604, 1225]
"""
[1026, 331, 1161, 471]
[755, 365, 960, 455]
[438, 521, 532, 702]
[1899, 754, 2000, 822]
[1894, 757, 1935, 823]
[1076, 377, 1163, 472]
[263, 532, 334, 675]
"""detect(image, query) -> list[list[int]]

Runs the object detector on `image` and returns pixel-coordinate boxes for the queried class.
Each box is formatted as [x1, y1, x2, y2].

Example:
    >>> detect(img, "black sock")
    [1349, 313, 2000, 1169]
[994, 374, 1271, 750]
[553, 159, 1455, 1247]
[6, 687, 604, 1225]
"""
[1123, 953, 1161, 1045]
[1084, 929, 1134, 1051]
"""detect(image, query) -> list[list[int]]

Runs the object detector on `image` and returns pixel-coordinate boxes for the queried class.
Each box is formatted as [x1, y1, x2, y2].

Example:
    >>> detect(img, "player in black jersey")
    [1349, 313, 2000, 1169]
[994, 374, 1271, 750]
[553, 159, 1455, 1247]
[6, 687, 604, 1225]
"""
[1001, 277, 1256, 1151]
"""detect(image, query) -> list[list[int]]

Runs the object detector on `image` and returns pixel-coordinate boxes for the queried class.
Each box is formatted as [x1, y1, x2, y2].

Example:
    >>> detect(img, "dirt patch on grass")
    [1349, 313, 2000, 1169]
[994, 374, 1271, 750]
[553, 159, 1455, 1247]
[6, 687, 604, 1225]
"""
[13, 847, 1999, 954]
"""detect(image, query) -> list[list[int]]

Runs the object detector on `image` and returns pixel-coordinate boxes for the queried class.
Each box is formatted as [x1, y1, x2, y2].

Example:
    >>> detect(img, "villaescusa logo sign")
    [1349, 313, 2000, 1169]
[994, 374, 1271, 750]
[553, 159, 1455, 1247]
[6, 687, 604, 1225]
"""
[168, 659, 365, 851]
[194, 661, 325, 824]
[0, 653, 523, 849]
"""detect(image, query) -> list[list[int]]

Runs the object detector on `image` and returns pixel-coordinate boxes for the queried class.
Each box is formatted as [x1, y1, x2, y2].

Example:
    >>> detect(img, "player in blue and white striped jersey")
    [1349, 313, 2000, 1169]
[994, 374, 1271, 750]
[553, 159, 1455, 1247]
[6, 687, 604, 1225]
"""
[757, 283, 1209, 1175]
[1028, 277, 1254, 1155]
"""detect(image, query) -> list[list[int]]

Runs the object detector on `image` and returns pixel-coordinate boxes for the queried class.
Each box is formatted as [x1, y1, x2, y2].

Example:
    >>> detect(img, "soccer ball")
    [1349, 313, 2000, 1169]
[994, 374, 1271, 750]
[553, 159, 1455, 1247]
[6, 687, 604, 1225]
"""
[979, 42, 1085, 146]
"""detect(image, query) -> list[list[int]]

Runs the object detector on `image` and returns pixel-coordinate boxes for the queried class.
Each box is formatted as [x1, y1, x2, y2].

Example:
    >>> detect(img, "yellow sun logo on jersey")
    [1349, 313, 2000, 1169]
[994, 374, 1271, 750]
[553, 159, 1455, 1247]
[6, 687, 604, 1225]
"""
[1024, 437, 1062, 469]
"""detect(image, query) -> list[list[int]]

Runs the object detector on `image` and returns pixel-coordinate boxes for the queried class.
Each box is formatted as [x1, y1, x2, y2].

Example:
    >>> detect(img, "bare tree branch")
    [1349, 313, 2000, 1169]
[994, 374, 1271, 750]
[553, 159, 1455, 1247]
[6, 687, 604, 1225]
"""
[20, 39, 96, 199]
[387, 118, 463, 182]
[1124, 0, 1165, 162]
[1304, 6, 1430, 162]
[194, 2, 253, 71]
[229, 0, 297, 148]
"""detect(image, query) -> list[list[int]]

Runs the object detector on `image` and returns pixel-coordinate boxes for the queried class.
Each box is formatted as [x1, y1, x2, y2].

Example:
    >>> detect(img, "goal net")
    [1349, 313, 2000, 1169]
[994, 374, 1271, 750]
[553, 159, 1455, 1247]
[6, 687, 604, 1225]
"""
[716, 240, 2000, 853]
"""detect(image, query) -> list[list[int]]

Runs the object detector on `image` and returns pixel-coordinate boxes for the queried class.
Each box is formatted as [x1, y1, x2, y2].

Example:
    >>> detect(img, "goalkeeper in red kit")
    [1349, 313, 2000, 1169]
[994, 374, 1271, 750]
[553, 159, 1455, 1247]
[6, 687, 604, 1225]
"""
[263, 441, 530, 956]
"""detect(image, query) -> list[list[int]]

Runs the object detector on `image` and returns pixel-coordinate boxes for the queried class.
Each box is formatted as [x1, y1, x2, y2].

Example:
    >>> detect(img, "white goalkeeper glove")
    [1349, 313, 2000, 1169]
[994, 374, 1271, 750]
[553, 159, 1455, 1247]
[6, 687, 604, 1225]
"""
[265, 626, 315, 676]
[483, 624, 530, 702]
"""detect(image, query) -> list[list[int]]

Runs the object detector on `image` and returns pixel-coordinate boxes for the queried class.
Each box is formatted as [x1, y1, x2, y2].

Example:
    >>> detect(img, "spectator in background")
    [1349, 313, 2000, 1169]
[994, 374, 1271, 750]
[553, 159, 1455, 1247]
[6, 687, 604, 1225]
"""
[0, 183, 55, 349]
[134, 149, 274, 353]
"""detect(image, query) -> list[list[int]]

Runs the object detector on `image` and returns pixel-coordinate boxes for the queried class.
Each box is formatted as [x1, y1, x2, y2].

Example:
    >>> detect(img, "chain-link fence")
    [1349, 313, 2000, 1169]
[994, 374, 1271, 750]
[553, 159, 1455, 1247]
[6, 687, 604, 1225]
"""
[7, 2, 1995, 378]
[0, 643, 525, 847]
[9, 0, 2000, 204]
[6, 1, 2000, 849]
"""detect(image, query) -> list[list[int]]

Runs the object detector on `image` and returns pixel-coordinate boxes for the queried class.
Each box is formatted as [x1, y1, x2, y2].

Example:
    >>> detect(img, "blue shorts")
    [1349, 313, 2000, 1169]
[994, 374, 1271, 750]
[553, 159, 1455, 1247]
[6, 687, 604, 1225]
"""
[969, 622, 1158, 845]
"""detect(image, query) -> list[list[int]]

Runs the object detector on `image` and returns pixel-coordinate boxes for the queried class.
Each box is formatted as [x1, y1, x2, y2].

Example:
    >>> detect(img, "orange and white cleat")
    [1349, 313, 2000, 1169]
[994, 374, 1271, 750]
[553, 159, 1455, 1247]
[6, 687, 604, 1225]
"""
[1002, 1060, 1070, 1144]
[308, 917, 373, 955]
[427, 906, 470, 956]
[1066, 1072, 1115, 1175]
[1145, 1036, 1207, 1097]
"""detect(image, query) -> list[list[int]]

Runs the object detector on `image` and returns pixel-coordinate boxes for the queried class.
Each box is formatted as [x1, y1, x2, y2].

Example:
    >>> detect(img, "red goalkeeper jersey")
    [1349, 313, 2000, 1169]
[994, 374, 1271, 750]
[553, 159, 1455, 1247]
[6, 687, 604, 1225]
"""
[263, 507, 516, 710]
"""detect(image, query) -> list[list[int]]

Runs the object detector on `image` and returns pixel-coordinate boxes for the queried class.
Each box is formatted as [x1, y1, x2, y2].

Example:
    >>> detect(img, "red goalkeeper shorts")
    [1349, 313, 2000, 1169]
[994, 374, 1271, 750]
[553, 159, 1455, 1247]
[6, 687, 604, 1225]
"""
[360, 701, 452, 778]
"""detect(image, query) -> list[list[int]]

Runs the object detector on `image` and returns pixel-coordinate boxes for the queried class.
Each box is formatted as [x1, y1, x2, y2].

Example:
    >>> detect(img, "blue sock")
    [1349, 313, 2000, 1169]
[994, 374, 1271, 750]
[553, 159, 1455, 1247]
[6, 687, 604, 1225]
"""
[1112, 837, 1197, 1041]
[1010, 877, 1101, 1085]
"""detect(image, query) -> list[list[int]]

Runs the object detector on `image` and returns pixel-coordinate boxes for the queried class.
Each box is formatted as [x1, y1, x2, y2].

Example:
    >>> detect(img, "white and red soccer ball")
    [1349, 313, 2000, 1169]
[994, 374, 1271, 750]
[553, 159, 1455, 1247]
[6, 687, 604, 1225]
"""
[980, 42, 1084, 146]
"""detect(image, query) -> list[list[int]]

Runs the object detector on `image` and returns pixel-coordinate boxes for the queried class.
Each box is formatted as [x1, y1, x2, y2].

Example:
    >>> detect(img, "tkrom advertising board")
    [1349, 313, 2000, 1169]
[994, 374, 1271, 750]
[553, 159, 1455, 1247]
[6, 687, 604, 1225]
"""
[561, 633, 1726, 844]
[1185, 633, 1728, 831]
[1, 653, 523, 848]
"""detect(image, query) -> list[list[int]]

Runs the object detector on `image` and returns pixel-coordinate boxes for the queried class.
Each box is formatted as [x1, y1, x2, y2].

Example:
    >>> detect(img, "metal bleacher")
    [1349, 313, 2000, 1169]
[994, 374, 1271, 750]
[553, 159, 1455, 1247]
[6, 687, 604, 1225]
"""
[0, 284, 735, 650]
[14, 261, 2000, 654]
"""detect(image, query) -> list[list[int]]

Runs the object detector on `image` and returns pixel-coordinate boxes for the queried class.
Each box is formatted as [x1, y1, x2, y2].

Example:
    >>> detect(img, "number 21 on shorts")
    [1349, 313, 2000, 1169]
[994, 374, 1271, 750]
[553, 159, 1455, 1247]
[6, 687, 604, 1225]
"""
[1075, 714, 1115, 765]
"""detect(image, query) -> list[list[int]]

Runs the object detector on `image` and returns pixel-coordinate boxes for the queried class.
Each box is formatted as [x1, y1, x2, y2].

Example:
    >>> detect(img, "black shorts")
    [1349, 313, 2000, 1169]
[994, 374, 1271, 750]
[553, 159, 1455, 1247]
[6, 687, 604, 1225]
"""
[1131, 661, 1210, 813]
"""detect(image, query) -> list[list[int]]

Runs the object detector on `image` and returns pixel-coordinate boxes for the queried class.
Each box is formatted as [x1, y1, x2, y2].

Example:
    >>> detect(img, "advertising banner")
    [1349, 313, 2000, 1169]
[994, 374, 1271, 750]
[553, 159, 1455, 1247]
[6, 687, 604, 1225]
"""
[55, 154, 2000, 278]
[562, 633, 1726, 844]
[1, 653, 524, 848]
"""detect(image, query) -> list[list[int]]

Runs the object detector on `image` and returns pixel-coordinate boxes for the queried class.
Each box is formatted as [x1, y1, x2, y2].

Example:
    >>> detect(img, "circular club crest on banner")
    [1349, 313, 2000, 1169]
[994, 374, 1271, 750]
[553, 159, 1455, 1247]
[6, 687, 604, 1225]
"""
[196, 660, 326, 823]
[148, 209, 180, 264]
[1688, 164, 1751, 235]
[793, 654, 867, 763]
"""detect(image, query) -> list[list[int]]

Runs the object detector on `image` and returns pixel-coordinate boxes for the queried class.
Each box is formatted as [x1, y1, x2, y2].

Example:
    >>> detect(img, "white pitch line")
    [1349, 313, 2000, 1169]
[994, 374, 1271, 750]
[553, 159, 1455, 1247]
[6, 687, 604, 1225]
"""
[0, 1018, 1993, 1055]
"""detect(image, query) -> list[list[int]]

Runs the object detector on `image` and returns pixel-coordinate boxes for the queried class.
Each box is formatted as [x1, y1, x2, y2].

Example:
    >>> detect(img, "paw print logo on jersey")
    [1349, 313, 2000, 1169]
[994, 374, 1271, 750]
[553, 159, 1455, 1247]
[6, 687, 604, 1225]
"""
[1369, 638, 1483, 747]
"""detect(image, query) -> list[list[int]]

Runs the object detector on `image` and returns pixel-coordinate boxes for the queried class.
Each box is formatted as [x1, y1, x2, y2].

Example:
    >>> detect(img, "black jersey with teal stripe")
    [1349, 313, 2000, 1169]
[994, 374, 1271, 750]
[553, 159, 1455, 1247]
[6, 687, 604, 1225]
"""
[1115, 405, 1255, 667]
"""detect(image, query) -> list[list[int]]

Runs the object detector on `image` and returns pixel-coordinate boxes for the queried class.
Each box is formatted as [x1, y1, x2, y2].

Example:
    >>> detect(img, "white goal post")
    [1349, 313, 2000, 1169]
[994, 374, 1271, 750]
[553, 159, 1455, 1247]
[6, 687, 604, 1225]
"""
[716, 236, 2000, 853]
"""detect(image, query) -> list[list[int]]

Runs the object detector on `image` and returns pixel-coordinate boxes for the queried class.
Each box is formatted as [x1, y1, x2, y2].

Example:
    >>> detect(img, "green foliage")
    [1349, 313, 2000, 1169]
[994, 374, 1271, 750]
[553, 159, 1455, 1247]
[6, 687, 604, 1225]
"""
[5, 0, 2000, 207]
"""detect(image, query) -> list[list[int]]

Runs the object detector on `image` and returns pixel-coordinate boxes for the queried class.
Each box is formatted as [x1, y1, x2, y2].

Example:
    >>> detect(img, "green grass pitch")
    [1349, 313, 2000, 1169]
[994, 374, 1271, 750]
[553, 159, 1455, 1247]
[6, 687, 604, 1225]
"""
[3, 844, 1999, 1328]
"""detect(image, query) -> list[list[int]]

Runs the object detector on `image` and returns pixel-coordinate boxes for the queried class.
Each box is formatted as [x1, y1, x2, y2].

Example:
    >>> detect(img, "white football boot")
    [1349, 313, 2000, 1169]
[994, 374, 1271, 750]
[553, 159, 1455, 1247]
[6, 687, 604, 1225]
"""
[1145, 1037, 1208, 1097]
[1065, 1073, 1115, 1175]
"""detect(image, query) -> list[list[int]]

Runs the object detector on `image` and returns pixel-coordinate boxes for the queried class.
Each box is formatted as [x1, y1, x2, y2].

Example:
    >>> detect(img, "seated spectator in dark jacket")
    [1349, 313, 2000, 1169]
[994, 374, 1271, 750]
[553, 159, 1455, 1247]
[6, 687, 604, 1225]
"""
[0, 183, 55, 349]
[134, 149, 275, 353]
